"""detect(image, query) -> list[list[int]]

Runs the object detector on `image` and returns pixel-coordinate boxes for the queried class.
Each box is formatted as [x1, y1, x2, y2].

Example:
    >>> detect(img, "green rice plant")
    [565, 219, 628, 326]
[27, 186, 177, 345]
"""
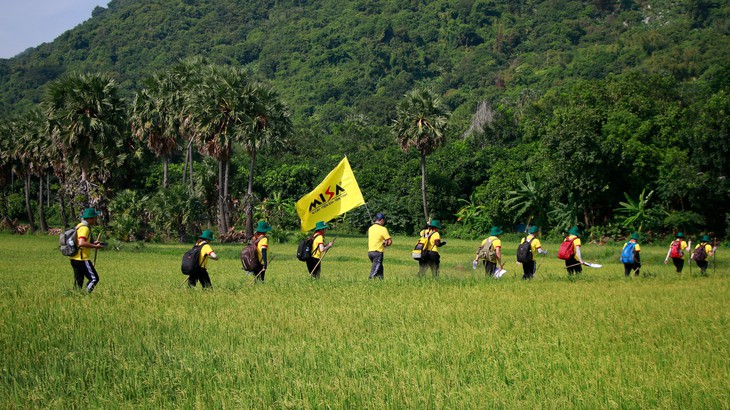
[0, 233, 727, 408]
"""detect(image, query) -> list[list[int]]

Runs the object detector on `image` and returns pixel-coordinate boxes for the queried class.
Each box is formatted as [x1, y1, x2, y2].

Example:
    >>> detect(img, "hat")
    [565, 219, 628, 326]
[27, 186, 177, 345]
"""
[314, 221, 329, 231]
[375, 213, 385, 221]
[489, 226, 503, 236]
[81, 208, 99, 219]
[428, 219, 442, 229]
[701, 235, 711, 242]
[568, 226, 582, 236]
[529, 226, 540, 234]
[255, 220, 273, 233]
[676, 232, 684, 238]
[198, 229, 215, 241]
[630, 232, 641, 241]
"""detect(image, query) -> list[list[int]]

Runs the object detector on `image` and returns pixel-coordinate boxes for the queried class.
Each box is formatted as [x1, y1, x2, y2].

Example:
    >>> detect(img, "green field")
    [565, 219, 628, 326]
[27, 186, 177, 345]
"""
[1, 233, 728, 408]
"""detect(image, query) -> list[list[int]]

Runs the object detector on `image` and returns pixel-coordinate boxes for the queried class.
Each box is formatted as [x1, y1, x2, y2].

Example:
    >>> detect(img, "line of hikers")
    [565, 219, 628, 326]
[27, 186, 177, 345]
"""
[65, 208, 719, 292]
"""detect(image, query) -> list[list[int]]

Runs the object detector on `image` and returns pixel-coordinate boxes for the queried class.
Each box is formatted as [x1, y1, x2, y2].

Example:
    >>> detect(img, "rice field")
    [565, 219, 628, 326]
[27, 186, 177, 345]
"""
[1, 232, 728, 408]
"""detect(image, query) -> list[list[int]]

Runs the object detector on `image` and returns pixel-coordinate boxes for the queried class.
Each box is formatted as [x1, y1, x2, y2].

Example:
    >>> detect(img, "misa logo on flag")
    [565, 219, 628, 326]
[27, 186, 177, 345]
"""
[296, 157, 365, 231]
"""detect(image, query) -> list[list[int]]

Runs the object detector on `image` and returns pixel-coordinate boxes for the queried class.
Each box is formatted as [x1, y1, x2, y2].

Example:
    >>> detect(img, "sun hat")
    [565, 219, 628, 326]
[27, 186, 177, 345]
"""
[568, 226, 582, 236]
[81, 208, 99, 219]
[428, 220, 442, 229]
[198, 229, 215, 241]
[529, 226, 540, 234]
[255, 220, 273, 233]
[314, 221, 329, 231]
[489, 226, 503, 236]
[630, 232, 641, 241]
[676, 232, 684, 238]
[701, 234, 711, 242]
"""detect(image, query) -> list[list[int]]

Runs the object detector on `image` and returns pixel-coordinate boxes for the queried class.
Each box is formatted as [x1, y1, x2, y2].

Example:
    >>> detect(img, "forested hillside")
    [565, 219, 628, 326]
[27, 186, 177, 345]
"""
[1, 0, 728, 240]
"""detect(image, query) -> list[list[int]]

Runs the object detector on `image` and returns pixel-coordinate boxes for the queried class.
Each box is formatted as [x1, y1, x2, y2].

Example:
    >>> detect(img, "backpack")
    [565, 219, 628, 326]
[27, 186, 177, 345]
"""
[516, 237, 533, 264]
[412, 230, 433, 260]
[477, 238, 497, 263]
[620, 242, 637, 264]
[557, 237, 577, 260]
[669, 240, 684, 259]
[692, 244, 708, 262]
[296, 234, 319, 261]
[181, 244, 204, 275]
[241, 237, 263, 272]
[59, 222, 88, 256]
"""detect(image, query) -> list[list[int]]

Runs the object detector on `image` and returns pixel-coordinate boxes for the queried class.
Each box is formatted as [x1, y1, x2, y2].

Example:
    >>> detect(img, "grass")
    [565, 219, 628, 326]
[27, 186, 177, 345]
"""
[1, 232, 728, 408]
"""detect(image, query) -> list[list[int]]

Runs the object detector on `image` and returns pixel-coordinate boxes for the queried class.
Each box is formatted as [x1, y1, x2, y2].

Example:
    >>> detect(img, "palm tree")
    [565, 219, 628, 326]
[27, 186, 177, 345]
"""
[43, 72, 127, 206]
[392, 87, 450, 221]
[240, 82, 292, 238]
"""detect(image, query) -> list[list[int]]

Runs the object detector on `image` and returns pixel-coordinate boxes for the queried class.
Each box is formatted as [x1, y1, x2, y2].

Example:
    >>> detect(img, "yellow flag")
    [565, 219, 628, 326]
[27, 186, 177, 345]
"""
[296, 157, 365, 231]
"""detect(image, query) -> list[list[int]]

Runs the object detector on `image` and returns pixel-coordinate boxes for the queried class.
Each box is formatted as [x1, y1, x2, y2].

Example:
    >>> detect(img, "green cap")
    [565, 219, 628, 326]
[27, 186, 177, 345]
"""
[676, 232, 684, 238]
[529, 226, 540, 234]
[255, 220, 273, 233]
[701, 235, 711, 242]
[81, 208, 99, 219]
[429, 219, 443, 229]
[489, 226, 503, 236]
[198, 229, 215, 241]
[314, 221, 329, 231]
[630, 232, 640, 241]
[568, 226, 582, 237]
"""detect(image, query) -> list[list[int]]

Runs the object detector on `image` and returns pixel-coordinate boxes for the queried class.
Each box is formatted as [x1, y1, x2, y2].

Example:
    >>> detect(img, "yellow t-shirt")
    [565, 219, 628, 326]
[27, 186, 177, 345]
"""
[69, 222, 92, 261]
[521, 234, 542, 261]
[568, 235, 582, 252]
[693, 243, 712, 257]
[623, 242, 641, 252]
[198, 243, 213, 269]
[419, 229, 441, 254]
[256, 236, 268, 264]
[368, 224, 391, 252]
[311, 233, 325, 259]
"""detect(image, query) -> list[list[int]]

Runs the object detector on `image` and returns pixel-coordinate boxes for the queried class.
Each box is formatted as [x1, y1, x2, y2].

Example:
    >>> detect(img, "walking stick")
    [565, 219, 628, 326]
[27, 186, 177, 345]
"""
[180, 276, 190, 288]
[93, 228, 105, 267]
[249, 255, 275, 286]
[713, 237, 717, 276]
[309, 237, 337, 277]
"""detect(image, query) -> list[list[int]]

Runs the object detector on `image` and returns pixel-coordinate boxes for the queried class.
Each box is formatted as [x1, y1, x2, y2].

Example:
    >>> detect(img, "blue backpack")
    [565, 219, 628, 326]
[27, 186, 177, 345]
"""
[620, 242, 637, 264]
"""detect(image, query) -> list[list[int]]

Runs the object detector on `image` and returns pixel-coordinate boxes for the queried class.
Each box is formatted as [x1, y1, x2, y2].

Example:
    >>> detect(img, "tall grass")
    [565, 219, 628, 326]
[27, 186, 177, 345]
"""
[1, 233, 728, 408]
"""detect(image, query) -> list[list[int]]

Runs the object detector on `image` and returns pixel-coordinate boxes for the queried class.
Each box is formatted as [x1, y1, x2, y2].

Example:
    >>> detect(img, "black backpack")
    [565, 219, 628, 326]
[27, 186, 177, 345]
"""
[516, 237, 534, 263]
[241, 237, 263, 272]
[693, 244, 708, 262]
[181, 244, 204, 275]
[296, 234, 318, 261]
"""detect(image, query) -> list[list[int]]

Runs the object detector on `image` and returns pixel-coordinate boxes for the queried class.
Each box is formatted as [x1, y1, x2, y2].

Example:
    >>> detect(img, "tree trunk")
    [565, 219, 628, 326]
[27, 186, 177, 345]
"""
[46, 173, 50, 208]
[420, 151, 429, 222]
[38, 174, 48, 232]
[163, 156, 169, 189]
[24, 174, 37, 233]
[188, 144, 194, 191]
[59, 190, 68, 229]
[224, 158, 230, 233]
[217, 159, 226, 235]
[245, 149, 256, 239]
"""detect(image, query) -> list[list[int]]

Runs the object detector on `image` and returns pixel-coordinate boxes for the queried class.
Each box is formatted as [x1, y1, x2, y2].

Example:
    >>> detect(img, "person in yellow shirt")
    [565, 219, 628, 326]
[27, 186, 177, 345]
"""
[418, 220, 445, 277]
[251, 221, 272, 282]
[691, 235, 716, 275]
[367, 213, 392, 280]
[69, 208, 106, 293]
[663, 232, 691, 273]
[564, 226, 585, 275]
[188, 229, 218, 288]
[621, 232, 641, 276]
[519, 226, 547, 280]
[307, 221, 333, 279]
[474, 226, 503, 277]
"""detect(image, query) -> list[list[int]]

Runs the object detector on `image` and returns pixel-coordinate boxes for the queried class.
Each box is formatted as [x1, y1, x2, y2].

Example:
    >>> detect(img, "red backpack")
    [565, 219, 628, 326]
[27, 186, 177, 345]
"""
[558, 237, 577, 260]
[669, 240, 683, 259]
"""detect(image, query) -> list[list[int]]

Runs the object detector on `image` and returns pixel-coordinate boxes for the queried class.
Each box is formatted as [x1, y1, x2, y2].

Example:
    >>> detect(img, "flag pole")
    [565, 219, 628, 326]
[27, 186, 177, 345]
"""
[364, 203, 373, 223]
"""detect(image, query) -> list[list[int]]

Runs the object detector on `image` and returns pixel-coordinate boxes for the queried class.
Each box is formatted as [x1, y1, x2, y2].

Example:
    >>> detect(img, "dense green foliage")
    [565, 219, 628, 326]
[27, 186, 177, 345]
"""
[1, 234, 728, 407]
[0, 0, 729, 238]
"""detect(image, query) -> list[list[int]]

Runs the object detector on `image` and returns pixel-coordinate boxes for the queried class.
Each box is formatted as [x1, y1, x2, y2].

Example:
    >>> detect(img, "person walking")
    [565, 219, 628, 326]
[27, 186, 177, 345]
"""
[475, 226, 504, 277]
[367, 213, 392, 280]
[418, 220, 445, 277]
[519, 226, 547, 280]
[188, 229, 218, 288]
[691, 235, 716, 275]
[307, 221, 333, 279]
[562, 226, 586, 275]
[69, 208, 106, 293]
[250, 221, 272, 282]
[664, 232, 691, 273]
[621, 232, 642, 277]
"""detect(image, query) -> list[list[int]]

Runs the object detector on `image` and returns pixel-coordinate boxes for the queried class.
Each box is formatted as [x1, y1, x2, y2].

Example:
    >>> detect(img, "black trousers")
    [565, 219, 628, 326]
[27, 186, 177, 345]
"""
[306, 257, 322, 279]
[696, 260, 709, 274]
[566, 257, 582, 275]
[672, 257, 684, 273]
[624, 262, 641, 276]
[188, 268, 212, 288]
[418, 252, 440, 277]
[71, 259, 99, 293]
[522, 260, 536, 279]
[484, 261, 498, 277]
